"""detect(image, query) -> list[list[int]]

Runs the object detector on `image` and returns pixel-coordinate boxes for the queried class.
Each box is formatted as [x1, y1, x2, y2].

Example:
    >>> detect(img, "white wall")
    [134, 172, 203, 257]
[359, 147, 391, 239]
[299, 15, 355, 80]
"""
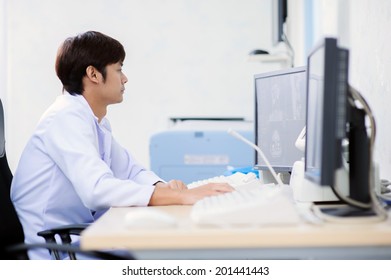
[0, 0, 7, 111]
[4, 0, 390, 181]
[286, 0, 307, 66]
[348, 0, 391, 180]
[2, 0, 281, 171]
[310, 0, 391, 180]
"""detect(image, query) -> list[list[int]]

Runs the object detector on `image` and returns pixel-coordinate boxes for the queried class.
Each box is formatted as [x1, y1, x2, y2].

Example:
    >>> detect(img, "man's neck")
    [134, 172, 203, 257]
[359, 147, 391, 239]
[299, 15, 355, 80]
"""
[82, 93, 107, 122]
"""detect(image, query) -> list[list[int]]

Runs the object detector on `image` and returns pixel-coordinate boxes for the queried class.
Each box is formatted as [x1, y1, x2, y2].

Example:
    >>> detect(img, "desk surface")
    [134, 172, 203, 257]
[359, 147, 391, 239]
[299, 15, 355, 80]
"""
[80, 205, 391, 259]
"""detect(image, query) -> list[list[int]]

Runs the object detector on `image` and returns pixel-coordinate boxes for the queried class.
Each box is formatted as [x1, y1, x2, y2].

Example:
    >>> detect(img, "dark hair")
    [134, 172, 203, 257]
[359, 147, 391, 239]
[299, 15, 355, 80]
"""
[55, 31, 126, 95]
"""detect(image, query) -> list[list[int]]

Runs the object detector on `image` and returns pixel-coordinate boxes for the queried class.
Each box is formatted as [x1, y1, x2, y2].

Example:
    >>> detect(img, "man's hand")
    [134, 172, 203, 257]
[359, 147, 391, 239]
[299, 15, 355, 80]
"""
[154, 180, 187, 190]
[149, 182, 234, 206]
[179, 183, 234, 205]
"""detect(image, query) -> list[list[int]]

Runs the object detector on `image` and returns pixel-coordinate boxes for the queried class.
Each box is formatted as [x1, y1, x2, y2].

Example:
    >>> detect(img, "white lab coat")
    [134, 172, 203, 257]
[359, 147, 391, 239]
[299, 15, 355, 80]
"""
[10, 93, 162, 259]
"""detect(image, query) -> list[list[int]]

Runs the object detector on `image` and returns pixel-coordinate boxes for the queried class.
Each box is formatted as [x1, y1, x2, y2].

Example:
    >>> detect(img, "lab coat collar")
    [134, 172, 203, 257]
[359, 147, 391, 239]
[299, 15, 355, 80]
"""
[67, 92, 111, 131]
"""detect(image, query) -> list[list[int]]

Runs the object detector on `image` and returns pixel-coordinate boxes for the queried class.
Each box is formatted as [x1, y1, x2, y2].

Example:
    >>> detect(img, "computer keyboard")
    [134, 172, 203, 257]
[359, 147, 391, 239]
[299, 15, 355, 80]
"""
[187, 172, 262, 191]
[190, 181, 302, 227]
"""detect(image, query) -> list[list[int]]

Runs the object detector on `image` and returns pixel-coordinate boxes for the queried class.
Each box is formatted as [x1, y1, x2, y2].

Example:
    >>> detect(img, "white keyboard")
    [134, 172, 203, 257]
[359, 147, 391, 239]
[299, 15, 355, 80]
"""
[187, 172, 262, 191]
[190, 181, 302, 227]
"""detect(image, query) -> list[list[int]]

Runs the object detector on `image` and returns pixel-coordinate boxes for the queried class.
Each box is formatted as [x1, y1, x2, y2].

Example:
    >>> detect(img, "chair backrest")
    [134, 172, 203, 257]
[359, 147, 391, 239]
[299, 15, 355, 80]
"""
[0, 99, 28, 259]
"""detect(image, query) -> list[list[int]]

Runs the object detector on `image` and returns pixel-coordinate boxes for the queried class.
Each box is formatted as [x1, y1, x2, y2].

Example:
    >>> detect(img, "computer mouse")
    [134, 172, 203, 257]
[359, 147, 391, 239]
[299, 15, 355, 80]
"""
[249, 49, 269, 55]
[124, 208, 178, 229]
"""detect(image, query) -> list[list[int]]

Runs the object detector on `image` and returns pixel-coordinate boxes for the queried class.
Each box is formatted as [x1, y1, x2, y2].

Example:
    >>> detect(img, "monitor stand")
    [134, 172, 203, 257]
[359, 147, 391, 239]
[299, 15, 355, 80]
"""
[260, 170, 290, 185]
[310, 165, 383, 223]
[312, 203, 383, 223]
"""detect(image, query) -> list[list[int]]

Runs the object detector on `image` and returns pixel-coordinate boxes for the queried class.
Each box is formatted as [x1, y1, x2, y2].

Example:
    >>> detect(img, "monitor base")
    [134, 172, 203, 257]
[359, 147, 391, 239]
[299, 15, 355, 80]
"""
[312, 203, 385, 224]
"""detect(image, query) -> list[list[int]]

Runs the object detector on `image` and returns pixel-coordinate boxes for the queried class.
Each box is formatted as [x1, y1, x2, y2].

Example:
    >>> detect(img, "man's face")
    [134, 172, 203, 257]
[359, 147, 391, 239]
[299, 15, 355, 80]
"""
[98, 62, 128, 105]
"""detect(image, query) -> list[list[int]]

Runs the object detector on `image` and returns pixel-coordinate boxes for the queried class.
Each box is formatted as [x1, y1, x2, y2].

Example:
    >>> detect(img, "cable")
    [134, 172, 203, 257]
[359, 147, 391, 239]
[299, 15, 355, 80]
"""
[320, 86, 388, 222]
[327, 87, 371, 209]
[227, 128, 284, 187]
[349, 86, 388, 219]
[323, 87, 369, 209]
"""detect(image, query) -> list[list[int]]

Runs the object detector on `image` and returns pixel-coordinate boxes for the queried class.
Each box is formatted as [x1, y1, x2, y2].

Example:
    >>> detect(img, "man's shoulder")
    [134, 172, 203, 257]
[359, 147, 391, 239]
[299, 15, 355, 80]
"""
[44, 94, 92, 119]
[37, 94, 96, 131]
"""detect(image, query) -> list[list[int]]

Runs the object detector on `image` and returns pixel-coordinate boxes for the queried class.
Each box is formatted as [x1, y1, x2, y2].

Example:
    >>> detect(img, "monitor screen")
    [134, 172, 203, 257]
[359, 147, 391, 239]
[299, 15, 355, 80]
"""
[304, 37, 347, 187]
[305, 47, 325, 182]
[254, 66, 306, 172]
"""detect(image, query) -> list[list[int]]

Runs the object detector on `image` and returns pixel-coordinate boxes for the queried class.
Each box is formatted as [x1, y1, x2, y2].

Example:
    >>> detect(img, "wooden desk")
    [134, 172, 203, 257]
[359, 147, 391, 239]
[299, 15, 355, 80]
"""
[80, 205, 391, 259]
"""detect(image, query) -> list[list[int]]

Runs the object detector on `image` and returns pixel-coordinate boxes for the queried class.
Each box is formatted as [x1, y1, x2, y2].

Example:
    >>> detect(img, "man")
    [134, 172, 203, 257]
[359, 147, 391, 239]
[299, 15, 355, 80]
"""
[10, 31, 233, 259]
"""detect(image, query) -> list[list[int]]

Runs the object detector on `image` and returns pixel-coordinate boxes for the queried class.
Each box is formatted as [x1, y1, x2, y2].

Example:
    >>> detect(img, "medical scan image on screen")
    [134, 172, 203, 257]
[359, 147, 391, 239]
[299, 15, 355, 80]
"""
[255, 67, 306, 172]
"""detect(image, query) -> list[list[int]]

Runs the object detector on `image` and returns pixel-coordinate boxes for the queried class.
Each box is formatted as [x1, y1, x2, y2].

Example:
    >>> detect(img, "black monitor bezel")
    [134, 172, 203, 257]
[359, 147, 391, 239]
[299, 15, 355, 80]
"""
[304, 37, 343, 186]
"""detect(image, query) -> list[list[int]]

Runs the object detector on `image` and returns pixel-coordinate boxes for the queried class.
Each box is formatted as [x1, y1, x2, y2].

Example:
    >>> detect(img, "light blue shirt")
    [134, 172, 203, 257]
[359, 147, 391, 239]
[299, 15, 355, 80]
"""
[11, 93, 161, 259]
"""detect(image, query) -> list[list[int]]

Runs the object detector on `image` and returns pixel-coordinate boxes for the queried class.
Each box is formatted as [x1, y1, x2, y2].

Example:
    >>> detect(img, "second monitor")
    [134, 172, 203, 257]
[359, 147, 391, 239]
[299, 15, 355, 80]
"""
[254, 66, 307, 183]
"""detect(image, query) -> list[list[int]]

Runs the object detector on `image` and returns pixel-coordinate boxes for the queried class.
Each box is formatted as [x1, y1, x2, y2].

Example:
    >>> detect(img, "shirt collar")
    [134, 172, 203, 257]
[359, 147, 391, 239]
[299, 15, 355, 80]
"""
[66, 92, 110, 129]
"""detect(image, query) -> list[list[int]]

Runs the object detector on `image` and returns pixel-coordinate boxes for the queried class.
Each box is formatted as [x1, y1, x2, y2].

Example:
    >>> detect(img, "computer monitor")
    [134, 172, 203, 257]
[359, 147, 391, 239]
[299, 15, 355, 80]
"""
[254, 66, 306, 176]
[304, 37, 374, 210]
[304, 38, 347, 187]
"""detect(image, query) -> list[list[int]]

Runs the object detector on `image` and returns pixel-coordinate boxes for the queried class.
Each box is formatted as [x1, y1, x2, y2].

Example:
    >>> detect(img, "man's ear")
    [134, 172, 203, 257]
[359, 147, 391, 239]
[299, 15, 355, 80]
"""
[86, 65, 100, 83]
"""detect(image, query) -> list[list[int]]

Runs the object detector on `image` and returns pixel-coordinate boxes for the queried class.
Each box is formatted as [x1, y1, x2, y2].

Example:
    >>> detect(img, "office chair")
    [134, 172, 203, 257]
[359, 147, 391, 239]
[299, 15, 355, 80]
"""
[0, 99, 134, 260]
